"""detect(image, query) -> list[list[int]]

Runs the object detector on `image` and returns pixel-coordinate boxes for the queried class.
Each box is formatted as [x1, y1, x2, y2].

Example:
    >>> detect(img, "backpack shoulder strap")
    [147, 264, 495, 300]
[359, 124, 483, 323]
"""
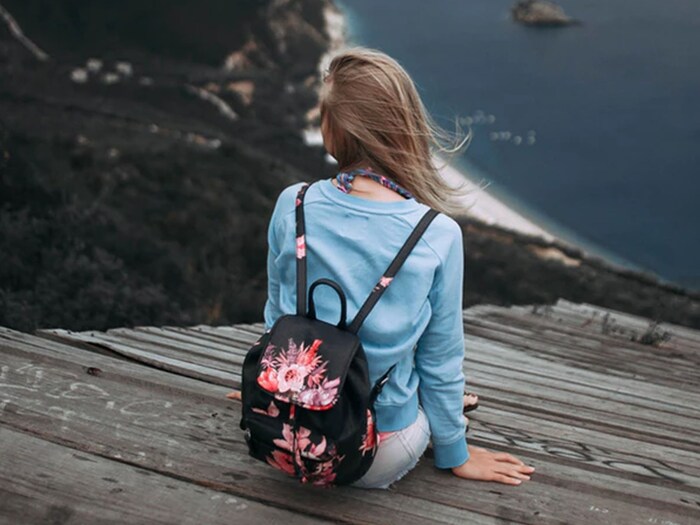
[294, 181, 440, 329]
[294, 181, 315, 315]
[347, 208, 441, 334]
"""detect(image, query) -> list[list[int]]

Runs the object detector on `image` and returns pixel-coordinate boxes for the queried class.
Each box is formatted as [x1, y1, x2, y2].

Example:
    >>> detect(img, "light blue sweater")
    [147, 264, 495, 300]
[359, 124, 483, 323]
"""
[263, 178, 469, 469]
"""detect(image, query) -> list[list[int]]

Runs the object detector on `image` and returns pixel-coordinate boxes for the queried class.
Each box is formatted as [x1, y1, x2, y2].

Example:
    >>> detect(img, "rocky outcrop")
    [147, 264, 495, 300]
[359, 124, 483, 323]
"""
[511, 1, 579, 27]
[0, 0, 336, 331]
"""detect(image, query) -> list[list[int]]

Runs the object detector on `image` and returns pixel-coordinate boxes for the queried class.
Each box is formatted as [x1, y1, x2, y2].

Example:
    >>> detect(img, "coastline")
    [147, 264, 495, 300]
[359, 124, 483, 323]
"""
[317, 1, 561, 245]
[319, 1, 639, 270]
[434, 153, 557, 242]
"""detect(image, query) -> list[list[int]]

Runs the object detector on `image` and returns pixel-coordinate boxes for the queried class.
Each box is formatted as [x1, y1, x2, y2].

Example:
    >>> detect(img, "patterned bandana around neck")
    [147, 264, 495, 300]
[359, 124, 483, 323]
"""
[334, 167, 415, 200]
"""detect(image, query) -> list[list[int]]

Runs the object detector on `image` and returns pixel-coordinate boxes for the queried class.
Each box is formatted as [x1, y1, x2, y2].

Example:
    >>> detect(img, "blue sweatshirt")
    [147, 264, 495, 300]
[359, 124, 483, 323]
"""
[263, 178, 469, 469]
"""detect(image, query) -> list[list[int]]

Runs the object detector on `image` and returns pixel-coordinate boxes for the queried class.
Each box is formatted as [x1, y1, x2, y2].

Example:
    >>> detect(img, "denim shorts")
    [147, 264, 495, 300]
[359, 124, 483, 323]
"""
[350, 404, 431, 490]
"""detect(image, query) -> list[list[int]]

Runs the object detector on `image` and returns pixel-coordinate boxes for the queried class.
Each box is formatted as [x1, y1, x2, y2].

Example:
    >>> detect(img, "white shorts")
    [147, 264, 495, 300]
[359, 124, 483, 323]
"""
[350, 404, 431, 489]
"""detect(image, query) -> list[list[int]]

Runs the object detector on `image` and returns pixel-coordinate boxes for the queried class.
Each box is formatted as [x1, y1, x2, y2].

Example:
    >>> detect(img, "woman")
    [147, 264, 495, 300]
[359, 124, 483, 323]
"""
[235, 47, 535, 489]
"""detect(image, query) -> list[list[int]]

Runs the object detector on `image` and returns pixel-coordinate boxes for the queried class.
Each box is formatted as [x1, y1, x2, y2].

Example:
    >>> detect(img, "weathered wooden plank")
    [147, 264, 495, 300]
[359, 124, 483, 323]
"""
[464, 338, 700, 413]
[488, 300, 700, 355]
[468, 301, 700, 359]
[398, 452, 700, 525]
[465, 318, 700, 386]
[468, 408, 700, 482]
[467, 313, 698, 368]
[176, 325, 261, 347]
[0, 329, 500, 525]
[464, 376, 700, 453]
[37, 329, 238, 388]
[0, 425, 330, 525]
[39, 320, 700, 447]
[463, 357, 700, 430]
[4, 329, 699, 525]
[105, 327, 245, 367]
[549, 299, 700, 347]
[466, 383, 700, 454]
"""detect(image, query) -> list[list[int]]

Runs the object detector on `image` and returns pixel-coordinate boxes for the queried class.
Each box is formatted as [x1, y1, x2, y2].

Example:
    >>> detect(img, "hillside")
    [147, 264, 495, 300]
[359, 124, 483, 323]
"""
[1, 0, 698, 332]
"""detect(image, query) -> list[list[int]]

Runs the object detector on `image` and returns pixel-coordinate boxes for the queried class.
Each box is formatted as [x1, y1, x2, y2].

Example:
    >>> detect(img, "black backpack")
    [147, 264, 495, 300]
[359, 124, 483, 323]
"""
[240, 180, 440, 487]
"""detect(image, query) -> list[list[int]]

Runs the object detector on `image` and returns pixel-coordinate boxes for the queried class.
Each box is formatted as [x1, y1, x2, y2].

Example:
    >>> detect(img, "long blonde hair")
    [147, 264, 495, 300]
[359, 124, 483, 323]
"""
[319, 46, 473, 216]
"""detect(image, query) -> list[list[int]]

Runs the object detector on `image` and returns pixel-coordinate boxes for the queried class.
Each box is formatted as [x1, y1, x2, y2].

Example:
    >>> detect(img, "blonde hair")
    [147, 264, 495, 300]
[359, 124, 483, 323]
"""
[319, 46, 473, 216]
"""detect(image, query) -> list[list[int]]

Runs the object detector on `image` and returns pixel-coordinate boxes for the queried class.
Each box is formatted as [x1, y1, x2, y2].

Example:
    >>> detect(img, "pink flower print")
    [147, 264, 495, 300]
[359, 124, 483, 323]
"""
[297, 339, 322, 367]
[304, 459, 338, 486]
[305, 436, 327, 460]
[251, 400, 280, 417]
[294, 425, 312, 452]
[267, 449, 295, 476]
[272, 423, 312, 454]
[296, 234, 306, 259]
[379, 276, 393, 288]
[257, 367, 278, 392]
[277, 363, 308, 393]
[296, 376, 340, 409]
[272, 423, 294, 452]
[359, 409, 377, 455]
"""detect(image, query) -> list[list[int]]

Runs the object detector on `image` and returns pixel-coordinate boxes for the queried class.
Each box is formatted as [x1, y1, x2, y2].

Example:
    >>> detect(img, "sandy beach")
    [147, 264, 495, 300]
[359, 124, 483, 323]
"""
[434, 153, 557, 242]
[302, 127, 560, 244]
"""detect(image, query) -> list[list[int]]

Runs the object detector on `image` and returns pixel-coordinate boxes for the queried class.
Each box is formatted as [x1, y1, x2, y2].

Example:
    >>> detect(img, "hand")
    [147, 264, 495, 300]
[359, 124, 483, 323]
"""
[451, 445, 535, 485]
[226, 390, 242, 401]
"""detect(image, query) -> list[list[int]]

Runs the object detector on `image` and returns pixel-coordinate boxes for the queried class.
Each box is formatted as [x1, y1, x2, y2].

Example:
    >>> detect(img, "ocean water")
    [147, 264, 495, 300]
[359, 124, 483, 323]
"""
[335, 0, 700, 291]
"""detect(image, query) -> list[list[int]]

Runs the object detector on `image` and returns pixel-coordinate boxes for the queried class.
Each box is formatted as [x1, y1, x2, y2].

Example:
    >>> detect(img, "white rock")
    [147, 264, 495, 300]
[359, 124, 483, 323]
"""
[302, 126, 323, 146]
[115, 61, 133, 76]
[102, 72, 119, 85]
[70, 68, 88, 83]
[86, 58, 103, 72]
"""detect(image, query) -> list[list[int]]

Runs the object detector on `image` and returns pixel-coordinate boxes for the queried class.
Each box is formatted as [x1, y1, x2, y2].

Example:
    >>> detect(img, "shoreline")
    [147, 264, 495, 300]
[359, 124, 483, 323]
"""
[434, 153, 558, 242]
[319, 1, 641, 272]
[318, 1, 561, 245]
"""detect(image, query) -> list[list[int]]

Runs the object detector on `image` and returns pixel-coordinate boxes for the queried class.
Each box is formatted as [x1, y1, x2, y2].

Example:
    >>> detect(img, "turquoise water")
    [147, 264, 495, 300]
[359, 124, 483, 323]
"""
[335, 0, 700, 290]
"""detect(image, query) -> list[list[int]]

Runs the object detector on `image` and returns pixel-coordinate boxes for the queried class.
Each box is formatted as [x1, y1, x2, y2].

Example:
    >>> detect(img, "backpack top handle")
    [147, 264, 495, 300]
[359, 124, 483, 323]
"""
[294, 181, 440, 333]
[307, 278, 348, 330]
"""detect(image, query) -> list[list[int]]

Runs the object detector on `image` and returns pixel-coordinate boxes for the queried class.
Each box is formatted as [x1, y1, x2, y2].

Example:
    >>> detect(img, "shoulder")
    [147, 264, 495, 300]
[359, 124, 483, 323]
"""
[428, 211, 463, 240]
[409, 207, 464, 265]
[271, 181, 307, 220]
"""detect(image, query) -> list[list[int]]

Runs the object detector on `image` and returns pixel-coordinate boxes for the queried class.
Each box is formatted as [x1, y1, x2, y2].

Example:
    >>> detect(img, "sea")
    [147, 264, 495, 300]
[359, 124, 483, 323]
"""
[334, 0, 700, 291]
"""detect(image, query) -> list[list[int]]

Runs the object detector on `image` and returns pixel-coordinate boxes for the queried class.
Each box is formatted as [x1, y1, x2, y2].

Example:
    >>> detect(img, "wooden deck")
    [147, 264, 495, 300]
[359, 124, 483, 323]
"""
[1, 298, 699, 524]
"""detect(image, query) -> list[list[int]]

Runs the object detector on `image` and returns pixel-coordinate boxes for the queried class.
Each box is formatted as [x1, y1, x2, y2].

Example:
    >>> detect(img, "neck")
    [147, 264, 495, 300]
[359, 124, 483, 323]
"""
[341, 160, 388, 178]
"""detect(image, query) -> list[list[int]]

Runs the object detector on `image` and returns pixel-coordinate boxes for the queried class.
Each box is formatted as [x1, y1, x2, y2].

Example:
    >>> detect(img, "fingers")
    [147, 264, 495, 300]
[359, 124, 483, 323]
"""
[226, 390, 242, 401]
[493, 452, 525, 466]
[493, 462, 536, 484]
[505, 469, 531, 481]
[492, 473, 524, 485]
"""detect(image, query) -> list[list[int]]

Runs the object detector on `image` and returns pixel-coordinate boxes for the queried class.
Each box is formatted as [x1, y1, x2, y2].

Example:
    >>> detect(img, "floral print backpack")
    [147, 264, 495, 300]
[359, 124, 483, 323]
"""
[240, 180, 440, 486]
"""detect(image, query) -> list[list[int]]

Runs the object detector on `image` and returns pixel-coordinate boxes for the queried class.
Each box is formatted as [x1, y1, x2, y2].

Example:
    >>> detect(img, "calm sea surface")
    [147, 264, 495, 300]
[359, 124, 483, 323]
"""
[335, 0, 700, 290]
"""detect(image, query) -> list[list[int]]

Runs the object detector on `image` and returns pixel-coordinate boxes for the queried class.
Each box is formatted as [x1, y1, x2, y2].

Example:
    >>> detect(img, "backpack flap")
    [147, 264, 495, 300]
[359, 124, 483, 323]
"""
[255, 314, 361, 411]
